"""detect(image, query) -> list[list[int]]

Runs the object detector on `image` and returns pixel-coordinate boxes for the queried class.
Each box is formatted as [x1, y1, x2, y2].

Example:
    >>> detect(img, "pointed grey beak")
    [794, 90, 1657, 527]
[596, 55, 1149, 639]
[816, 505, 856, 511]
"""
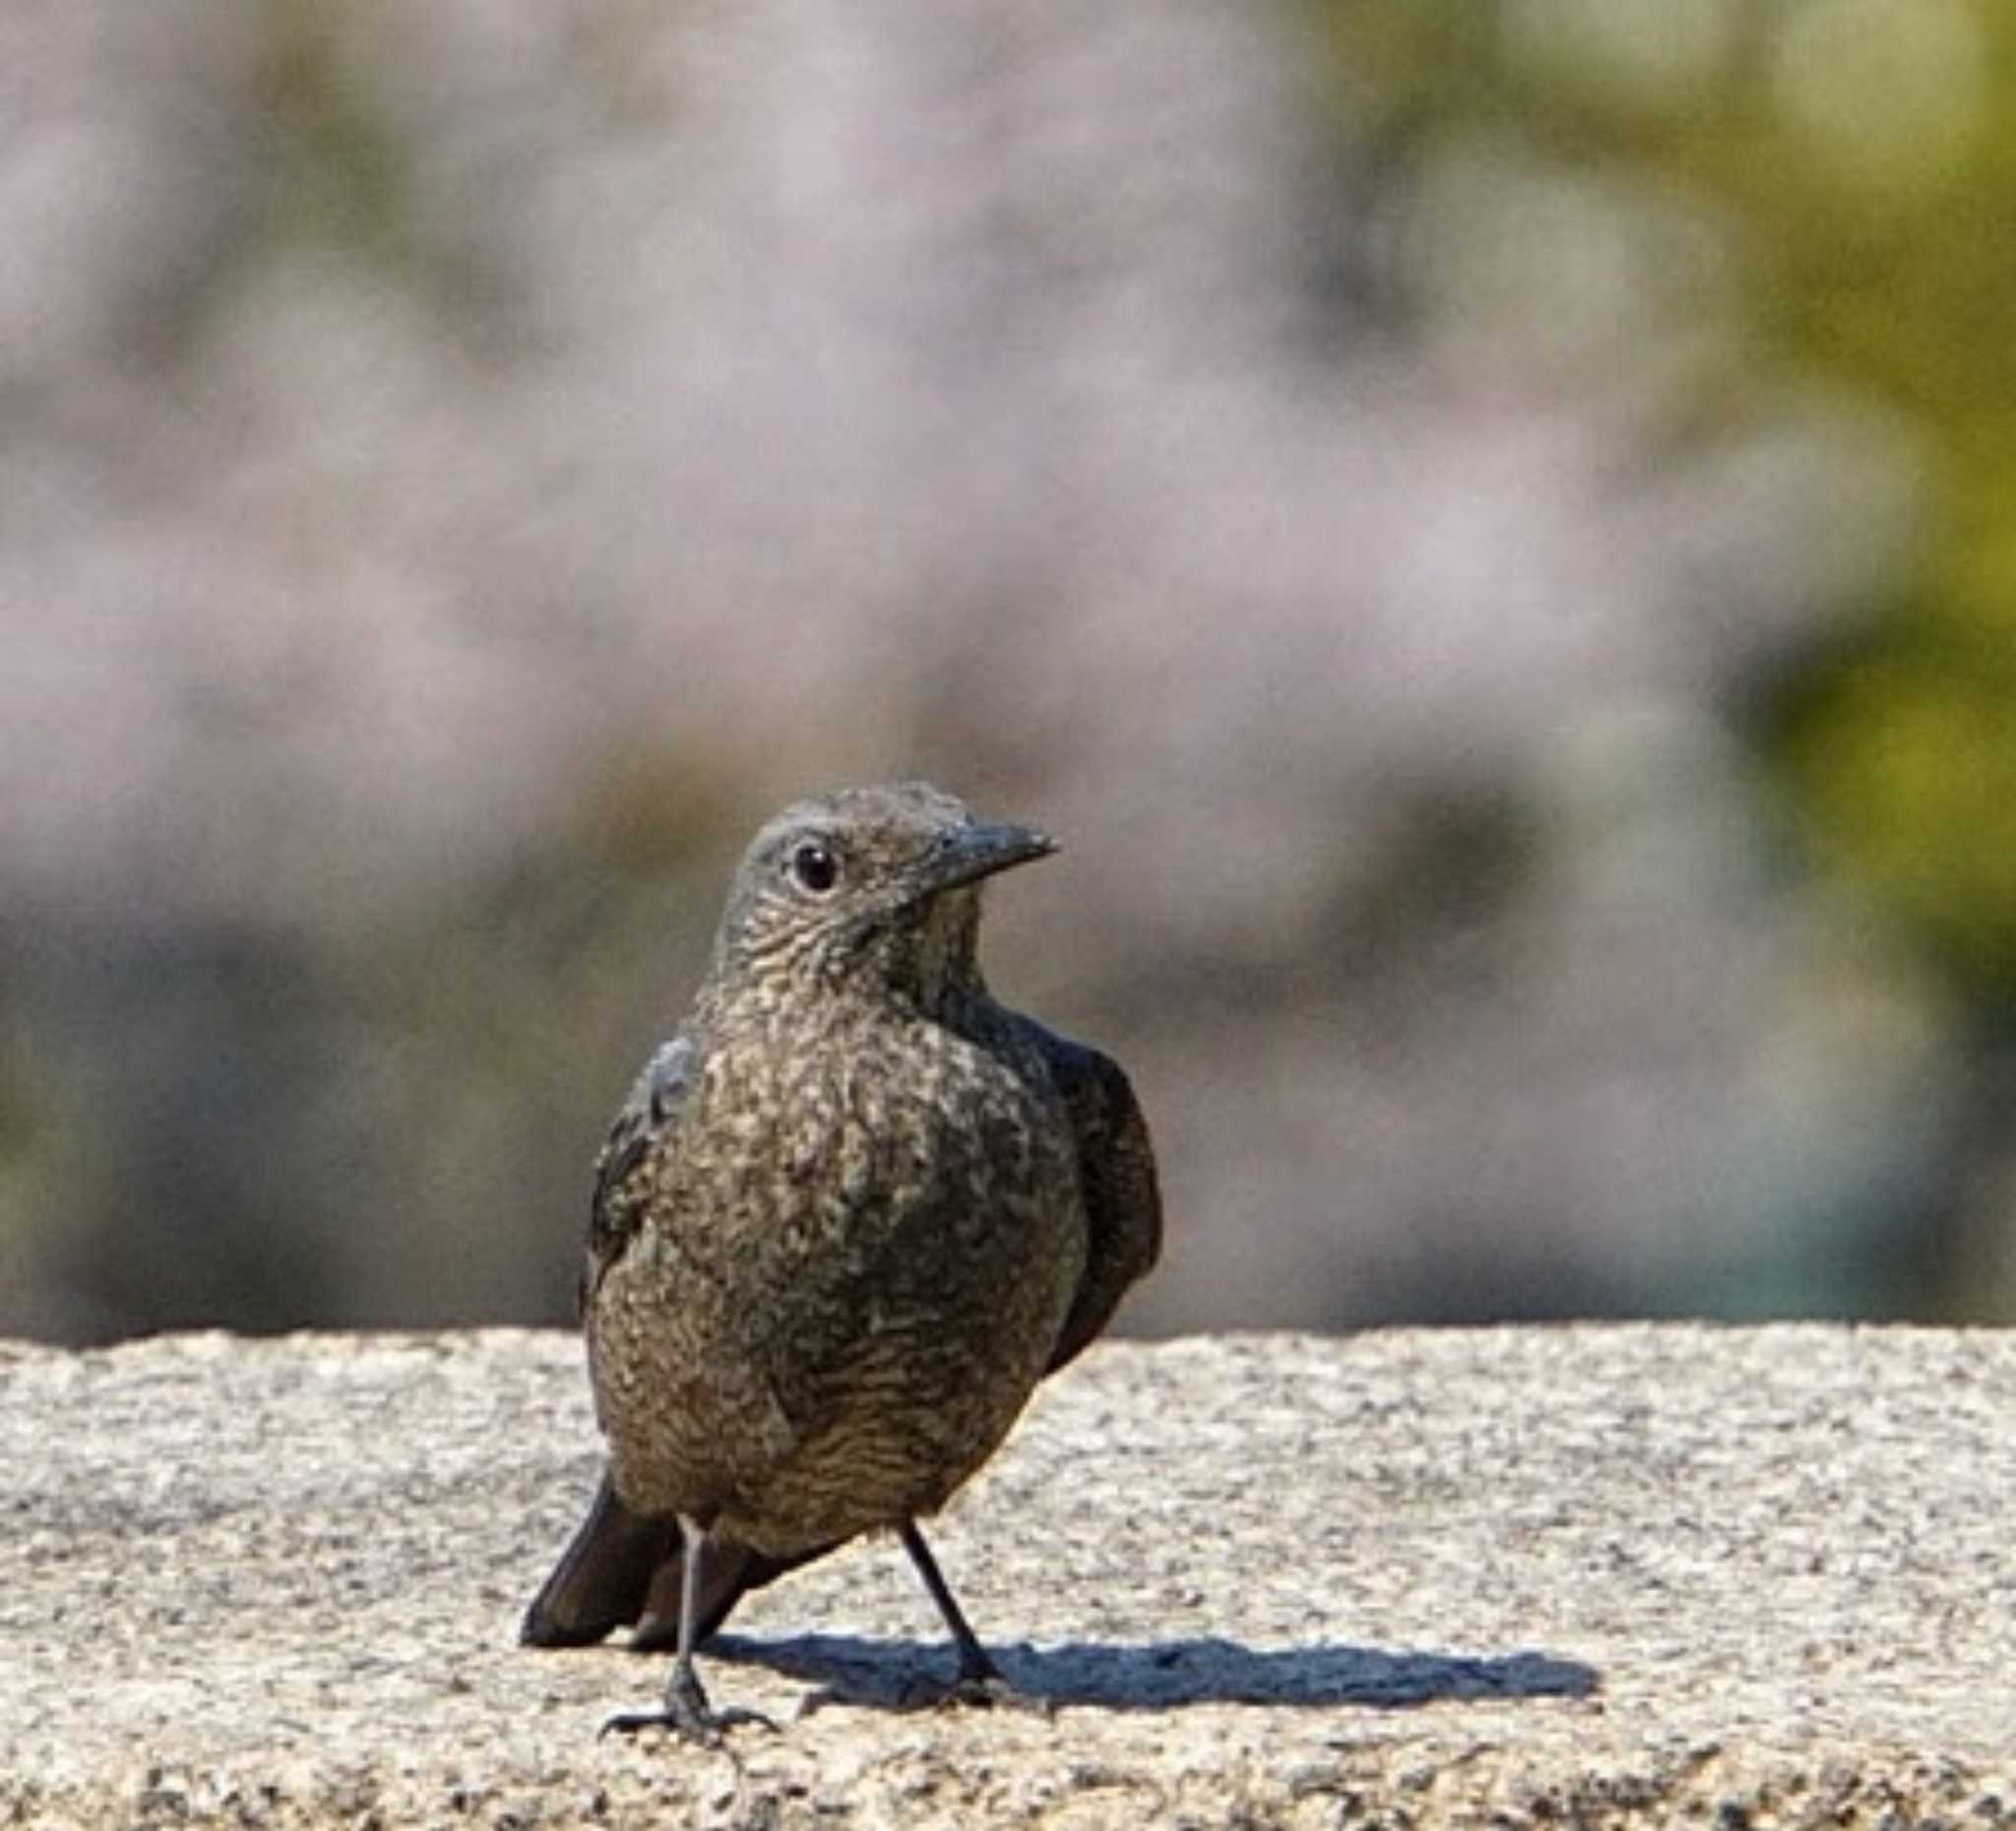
[924, 821, 1057, 893]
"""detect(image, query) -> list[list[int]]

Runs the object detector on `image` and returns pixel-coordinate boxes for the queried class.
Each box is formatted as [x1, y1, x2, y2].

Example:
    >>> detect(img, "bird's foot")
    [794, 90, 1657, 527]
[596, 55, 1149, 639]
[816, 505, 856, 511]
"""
[941, 1671, 1056, 1717]
[796, 1661, 1053, 1721]
[599, 1666, 779, 1747]
[900, 1660, 1055, 1718]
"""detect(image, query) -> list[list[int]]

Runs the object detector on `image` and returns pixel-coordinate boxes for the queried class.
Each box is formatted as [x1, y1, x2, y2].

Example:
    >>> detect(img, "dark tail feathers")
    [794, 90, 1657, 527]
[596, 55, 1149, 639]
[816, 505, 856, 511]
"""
[520, 1472, 838, 1651]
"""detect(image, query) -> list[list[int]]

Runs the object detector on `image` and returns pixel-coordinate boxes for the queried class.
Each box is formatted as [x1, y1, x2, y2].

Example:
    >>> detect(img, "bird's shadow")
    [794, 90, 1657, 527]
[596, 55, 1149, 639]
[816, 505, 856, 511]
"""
[706, 1631, 1599, 1713]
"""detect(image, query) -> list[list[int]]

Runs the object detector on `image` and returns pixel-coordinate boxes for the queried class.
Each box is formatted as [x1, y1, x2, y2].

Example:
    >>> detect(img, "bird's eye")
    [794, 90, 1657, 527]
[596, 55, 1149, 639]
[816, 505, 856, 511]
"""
[788, 840, 840, 896]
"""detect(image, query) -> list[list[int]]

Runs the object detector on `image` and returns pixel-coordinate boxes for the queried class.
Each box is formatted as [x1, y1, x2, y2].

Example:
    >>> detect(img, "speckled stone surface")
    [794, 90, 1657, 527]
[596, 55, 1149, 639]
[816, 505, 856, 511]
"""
[5, 1326, 2015, 1828]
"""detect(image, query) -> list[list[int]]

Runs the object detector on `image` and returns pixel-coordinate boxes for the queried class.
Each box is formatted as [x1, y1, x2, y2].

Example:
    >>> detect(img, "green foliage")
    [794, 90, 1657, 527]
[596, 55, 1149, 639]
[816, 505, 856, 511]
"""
[1308, 0, 2016, 984]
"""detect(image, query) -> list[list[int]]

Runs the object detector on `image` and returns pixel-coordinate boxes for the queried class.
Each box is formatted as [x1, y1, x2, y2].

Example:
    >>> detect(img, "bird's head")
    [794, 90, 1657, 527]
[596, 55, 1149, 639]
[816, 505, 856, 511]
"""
[702, 782, 1055, 1015]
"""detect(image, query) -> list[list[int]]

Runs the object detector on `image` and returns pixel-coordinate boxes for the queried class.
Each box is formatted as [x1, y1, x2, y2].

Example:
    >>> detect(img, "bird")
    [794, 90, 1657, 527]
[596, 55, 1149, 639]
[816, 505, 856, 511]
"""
[521, 782, 1162, 1742]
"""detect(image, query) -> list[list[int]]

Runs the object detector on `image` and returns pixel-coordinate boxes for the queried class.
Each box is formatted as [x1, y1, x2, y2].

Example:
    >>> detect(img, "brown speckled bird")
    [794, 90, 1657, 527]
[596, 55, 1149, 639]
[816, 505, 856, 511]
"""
[521, 783, 1162, 1741]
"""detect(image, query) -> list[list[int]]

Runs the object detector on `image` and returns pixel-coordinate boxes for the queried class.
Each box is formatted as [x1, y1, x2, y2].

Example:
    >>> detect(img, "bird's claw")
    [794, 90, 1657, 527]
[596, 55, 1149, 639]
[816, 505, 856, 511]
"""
[949, 1673, 1057, 1716]
[599, 1668, 778, 1747]
[900, 1667, 1055, 1717]
[598, 1702, 779, 1746]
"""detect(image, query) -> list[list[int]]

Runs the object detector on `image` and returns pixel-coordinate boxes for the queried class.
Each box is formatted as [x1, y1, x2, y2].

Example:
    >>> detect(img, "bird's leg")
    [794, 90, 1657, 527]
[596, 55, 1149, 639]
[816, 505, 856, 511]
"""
[899, 1521, 996, 1686]
[898, 1521, 1050, 1713]
[601, 1516, 779, 1745]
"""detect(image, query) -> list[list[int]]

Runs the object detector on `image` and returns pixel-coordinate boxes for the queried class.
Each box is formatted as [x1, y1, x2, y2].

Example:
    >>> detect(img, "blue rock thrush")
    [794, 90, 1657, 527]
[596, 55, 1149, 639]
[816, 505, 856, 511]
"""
[521, 783, 1162, 1741]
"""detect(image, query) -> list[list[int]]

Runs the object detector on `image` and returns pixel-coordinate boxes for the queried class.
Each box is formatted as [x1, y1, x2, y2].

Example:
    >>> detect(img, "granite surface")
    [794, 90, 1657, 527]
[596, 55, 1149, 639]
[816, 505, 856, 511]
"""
[5, 1325, 2014, 1827]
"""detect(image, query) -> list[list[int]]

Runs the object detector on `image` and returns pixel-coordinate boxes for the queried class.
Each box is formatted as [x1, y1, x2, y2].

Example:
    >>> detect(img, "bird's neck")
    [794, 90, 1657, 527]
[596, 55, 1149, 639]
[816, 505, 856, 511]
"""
[695, 955, 990, 1041]
[697, 889, 989, 1032]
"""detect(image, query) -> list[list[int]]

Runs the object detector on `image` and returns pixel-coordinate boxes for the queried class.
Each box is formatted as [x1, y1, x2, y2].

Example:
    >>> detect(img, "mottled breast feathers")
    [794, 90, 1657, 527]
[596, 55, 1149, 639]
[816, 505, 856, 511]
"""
[577, 1022, 1160, 1366]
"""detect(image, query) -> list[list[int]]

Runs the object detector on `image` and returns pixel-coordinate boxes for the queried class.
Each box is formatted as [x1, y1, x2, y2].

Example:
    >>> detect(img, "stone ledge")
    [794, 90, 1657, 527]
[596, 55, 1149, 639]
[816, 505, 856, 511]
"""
[4, 1325, 2014, 1829]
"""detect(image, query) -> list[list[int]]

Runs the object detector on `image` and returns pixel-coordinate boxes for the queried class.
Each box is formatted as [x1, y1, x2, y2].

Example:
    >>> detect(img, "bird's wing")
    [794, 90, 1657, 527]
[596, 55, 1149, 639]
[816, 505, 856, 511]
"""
[1044, 1039, 1163, 1373]
[580, 1030, 699, 1314]
[528, 1027, 843, 1651]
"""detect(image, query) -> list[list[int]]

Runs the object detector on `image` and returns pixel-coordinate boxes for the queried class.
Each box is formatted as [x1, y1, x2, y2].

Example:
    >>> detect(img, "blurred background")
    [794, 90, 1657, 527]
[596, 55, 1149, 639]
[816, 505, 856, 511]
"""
[6, 0, 2016, 1347]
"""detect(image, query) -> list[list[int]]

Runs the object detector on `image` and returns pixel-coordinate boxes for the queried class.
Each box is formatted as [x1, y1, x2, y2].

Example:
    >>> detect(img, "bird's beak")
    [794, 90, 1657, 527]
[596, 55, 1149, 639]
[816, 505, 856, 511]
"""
[924, 821, 1057, 893]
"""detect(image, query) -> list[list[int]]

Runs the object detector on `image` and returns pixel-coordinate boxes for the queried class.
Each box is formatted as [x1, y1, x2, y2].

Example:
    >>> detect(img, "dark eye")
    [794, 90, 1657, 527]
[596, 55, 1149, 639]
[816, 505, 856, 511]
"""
[788, 840, 840, 896]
